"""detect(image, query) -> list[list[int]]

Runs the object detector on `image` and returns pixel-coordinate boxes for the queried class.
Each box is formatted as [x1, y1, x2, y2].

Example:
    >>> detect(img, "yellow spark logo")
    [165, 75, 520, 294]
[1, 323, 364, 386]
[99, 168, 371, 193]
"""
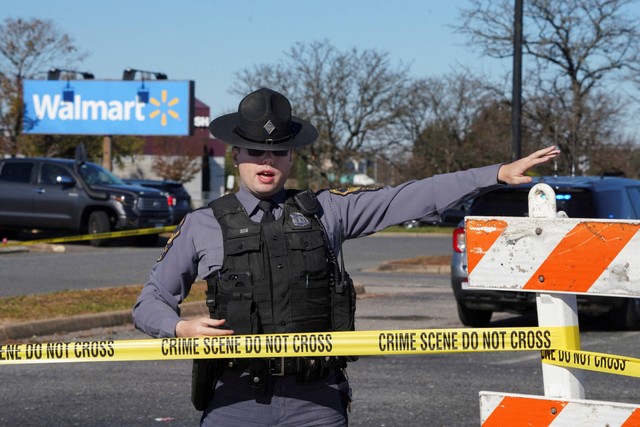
[148, 90, 180, 126]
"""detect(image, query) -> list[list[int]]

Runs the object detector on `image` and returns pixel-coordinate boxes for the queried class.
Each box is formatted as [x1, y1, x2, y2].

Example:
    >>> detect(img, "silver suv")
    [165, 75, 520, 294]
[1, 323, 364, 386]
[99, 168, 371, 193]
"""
[0, 157, 171, 246]
[451, 175, 640, 330]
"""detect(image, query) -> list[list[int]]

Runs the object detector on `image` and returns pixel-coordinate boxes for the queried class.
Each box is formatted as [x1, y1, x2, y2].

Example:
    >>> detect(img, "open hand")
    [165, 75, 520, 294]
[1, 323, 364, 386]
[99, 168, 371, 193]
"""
[497, 145, 560, 185]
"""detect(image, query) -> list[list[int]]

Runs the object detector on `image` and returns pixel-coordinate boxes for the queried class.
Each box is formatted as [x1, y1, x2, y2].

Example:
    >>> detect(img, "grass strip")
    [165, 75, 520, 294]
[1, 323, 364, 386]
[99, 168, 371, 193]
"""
[0, 281, 207, 324]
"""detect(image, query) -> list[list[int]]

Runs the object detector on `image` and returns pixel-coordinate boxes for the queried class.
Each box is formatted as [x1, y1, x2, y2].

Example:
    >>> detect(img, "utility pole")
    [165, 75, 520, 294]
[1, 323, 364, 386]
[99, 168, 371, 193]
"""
[512, 0, 523, 162]
[102, 136, 112, 171]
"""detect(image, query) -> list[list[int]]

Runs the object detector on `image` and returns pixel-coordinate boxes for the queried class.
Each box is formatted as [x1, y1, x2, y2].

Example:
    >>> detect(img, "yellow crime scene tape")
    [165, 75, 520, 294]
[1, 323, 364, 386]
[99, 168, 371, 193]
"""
[541, 348, 640, 379]
[1, 226, 176, 247]
[4, 326, 637, 378]
[1, 326, 572, 365]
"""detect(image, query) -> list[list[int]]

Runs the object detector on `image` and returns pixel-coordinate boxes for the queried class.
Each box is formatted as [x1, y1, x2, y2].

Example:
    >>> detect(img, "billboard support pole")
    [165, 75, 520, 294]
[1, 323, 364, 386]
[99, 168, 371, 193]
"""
[102, 135, 112, 171]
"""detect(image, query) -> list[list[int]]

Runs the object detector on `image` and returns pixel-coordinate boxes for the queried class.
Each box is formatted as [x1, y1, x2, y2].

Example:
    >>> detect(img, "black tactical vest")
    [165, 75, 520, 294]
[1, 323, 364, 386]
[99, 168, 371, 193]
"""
[204, 190, 355, 335]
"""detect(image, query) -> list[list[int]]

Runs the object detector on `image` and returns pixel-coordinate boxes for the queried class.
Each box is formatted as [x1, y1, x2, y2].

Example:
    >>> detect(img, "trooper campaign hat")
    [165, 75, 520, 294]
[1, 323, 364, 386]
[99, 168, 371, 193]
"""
[209, 88, 318, 150]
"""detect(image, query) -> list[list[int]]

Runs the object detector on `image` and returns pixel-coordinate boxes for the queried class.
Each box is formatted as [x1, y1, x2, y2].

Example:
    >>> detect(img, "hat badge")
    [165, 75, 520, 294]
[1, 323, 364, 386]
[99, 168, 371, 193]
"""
[263, 120, 276, 135]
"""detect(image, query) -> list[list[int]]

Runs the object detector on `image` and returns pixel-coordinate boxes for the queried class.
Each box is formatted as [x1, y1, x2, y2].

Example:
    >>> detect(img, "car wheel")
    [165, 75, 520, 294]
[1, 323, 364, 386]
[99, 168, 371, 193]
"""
[456, 302, 492, 327]
[88, 211, 111, 247]
[609, 298, 640, 331]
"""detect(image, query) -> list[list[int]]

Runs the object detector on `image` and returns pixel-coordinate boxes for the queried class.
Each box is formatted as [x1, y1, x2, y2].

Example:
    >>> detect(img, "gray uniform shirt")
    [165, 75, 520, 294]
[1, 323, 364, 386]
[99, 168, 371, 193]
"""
[132, 164, 502, 338]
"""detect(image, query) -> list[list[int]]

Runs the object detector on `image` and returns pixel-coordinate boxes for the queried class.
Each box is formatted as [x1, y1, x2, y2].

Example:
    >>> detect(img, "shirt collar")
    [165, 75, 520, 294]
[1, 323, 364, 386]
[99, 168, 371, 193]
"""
[236, 185, 286, 217]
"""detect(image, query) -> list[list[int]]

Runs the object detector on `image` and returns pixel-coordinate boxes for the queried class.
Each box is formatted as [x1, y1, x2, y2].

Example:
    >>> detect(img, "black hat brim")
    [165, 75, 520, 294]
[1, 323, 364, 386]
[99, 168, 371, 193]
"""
[209, 113, 318, 150]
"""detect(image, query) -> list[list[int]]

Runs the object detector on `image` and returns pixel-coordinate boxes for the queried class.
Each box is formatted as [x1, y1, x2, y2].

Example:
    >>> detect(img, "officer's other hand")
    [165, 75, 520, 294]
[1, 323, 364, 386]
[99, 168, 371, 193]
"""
[497, 145, 560, 185]
[175, 317, 235, 337]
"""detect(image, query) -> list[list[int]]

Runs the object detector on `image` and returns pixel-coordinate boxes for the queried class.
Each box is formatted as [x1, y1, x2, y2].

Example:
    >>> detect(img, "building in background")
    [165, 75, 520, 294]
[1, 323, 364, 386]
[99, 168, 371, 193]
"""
[113, 98, 226, 208]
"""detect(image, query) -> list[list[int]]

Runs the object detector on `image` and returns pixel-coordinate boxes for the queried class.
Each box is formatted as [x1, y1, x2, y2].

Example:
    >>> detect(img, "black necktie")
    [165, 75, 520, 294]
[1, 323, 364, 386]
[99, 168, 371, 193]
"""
[258, 200, 275, 223]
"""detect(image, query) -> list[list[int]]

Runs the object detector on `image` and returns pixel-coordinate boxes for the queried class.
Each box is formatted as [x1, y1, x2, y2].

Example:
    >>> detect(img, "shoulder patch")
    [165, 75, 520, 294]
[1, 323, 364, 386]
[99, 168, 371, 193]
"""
[157, 216, 185, 262]
[329, 186, 381, 196]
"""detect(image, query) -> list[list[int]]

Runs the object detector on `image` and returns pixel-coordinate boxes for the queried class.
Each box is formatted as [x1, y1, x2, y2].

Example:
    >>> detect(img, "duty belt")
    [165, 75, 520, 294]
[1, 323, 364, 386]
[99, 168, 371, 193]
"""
[227, 356, 345, 376]
[225, 356, 347, 393]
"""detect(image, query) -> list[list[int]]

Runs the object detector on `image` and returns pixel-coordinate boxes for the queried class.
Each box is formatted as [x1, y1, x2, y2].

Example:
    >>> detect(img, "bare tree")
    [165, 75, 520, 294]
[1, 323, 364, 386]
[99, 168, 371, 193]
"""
[0, 17, 87, 156]
[232, 40, 411, 187]
[587, 137, 640, 178]
[525, 73, 626, 175]
[148, 137, 202, 183]
[151, 156, 201, 182]
[400, 72, 507, 179]
[457, 0, 640, 175]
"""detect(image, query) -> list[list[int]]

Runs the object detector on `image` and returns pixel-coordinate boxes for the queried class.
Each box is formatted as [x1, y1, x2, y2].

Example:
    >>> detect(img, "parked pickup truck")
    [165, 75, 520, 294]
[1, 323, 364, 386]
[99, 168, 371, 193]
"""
[0, 156, 171, 246]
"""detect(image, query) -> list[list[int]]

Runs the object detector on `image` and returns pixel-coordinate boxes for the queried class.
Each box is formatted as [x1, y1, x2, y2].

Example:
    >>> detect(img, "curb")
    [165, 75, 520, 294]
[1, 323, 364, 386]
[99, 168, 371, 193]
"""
[0, 243, 66, 254]
[365, 265, 451, 275]
[0, 246, 29, 254]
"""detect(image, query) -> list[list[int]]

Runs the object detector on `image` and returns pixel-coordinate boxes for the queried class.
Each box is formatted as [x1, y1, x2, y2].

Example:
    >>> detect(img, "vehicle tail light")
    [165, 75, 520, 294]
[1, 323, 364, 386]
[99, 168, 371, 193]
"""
[452, 227, 466, 253]
[166, 195, 176, 206]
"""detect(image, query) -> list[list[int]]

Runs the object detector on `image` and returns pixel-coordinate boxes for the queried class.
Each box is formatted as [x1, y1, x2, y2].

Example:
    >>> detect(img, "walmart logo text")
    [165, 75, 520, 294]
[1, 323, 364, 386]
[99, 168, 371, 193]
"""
[23, 80, 191, 135]
[32, 95, 147, 122]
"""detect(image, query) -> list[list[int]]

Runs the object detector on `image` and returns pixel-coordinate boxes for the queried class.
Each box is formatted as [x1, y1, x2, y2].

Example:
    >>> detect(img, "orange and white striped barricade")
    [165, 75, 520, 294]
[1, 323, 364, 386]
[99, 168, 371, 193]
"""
[465, 183, 640, 423]
[465, 186, 640, 300]
[479, 391, 640, 427]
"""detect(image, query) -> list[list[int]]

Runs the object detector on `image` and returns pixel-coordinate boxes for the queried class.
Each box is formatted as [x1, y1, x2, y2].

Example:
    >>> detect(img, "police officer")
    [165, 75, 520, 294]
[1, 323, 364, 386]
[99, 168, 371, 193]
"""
[132, 88, 559, 426]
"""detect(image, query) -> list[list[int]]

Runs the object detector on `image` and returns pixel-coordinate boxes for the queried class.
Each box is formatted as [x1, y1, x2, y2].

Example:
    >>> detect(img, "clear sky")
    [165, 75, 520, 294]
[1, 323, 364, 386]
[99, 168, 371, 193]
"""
[4, 0, 511, 119]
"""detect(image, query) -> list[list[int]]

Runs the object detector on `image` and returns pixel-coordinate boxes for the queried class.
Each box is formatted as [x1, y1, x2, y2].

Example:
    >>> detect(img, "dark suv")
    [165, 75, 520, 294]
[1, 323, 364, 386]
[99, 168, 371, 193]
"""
[123, 179, 192, 224]
[0, 157, 171, 246]
[451, 175, 640, 330]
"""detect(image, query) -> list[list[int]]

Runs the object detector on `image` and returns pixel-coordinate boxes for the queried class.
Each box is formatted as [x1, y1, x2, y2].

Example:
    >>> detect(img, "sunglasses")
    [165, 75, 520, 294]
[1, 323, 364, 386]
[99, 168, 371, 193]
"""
[246, 149, 289, 157]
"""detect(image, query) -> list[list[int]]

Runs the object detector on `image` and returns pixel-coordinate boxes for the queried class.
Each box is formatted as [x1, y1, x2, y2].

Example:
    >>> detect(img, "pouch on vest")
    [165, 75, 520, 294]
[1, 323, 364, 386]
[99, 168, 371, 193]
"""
[331, 272, 356, 332]
[227, 300, 262, 334]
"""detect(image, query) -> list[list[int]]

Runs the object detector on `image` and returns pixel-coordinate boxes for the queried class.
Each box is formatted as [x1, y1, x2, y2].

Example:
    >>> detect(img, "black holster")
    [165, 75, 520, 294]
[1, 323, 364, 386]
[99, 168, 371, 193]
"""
[191, 358, 221, 411]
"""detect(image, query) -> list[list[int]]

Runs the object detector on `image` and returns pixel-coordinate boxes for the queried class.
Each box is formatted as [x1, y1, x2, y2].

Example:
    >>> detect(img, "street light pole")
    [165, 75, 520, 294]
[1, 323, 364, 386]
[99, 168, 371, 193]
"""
[512, 0, 523, 162]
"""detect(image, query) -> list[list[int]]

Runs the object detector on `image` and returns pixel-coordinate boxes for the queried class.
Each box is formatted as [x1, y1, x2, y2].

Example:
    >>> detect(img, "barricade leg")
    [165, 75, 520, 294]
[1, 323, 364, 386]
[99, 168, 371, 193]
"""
[536, 292, 584, 398]
[529, 183, 584, 399]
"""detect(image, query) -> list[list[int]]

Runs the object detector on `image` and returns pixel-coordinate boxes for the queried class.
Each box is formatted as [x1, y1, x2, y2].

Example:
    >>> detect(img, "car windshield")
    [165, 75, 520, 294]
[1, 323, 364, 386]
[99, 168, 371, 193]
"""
[78, 163, 125, 186]
[470, 188, 597, 218]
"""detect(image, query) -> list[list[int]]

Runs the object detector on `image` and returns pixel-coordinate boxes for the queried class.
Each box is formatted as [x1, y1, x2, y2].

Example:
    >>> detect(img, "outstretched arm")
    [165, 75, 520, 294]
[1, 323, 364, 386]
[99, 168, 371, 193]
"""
[497, 145, 560, 185]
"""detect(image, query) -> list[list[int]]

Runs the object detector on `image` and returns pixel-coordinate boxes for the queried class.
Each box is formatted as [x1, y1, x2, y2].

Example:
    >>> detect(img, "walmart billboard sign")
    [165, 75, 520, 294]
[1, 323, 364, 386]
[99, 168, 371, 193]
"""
[23, 80, 194, 136]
